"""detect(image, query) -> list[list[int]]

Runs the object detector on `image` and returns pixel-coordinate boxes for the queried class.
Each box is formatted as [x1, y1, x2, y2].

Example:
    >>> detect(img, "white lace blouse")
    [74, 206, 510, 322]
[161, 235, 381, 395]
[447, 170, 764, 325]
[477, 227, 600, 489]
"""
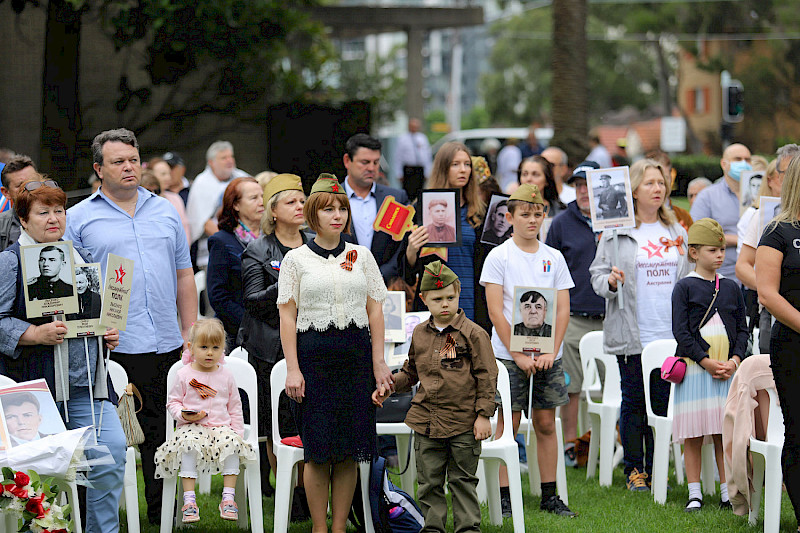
[277, 242, 387, 332]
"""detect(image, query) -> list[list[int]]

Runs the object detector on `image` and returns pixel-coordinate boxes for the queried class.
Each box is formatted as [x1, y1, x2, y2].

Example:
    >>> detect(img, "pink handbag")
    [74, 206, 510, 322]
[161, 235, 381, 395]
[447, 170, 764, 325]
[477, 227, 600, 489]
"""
[661, 356, 687, 384]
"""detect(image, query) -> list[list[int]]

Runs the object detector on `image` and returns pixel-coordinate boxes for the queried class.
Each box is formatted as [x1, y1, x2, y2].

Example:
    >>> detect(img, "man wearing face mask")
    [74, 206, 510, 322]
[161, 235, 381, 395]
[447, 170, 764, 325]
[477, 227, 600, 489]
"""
[690, 143, 752, 283]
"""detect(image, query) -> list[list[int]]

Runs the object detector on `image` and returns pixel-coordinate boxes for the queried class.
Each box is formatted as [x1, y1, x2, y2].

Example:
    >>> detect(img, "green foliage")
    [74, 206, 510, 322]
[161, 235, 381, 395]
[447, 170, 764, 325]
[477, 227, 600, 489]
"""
[334, 44, 406, 129]
[482, 7, 658, 125]
[462, 106, 491, 130]
[425, 109, 448, 145]
[672, 154, 723, 193]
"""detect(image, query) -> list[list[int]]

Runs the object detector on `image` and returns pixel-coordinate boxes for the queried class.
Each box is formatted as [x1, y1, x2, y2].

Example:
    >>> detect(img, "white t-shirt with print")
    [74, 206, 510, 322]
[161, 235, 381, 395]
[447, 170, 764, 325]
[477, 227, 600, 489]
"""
[479, 238, 575, 361]
[632, 222, 679, 346]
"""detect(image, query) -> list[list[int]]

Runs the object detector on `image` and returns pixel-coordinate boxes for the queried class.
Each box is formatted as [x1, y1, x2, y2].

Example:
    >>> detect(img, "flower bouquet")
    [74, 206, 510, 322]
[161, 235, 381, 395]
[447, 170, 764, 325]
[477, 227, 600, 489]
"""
[0, 468, 71, 533]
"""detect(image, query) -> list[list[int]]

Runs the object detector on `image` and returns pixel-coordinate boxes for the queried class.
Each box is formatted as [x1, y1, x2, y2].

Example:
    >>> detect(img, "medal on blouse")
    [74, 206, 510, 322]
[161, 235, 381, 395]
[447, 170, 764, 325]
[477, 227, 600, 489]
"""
[441, 334, 457, 359]
[340, 249, 357, 271]
[189, 379, 218, 399]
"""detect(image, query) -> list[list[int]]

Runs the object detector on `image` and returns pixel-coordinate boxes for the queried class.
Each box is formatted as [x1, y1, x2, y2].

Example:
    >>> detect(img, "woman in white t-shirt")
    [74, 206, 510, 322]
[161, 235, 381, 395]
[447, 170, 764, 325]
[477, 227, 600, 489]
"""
[589, 158, 690, 491]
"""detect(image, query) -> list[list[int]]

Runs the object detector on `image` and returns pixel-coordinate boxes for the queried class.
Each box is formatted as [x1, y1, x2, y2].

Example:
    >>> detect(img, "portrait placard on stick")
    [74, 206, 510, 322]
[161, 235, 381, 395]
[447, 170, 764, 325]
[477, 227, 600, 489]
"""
[586, 166, 635, 231]
[383, 291, 407, 343]
[20, 241, 78, 318]
[0, 379, 67, 450]
[99, 254, 134, 331]
[509, 286, 556, 353]
[64, 263, 103, 338]
[420, 189, 462, 247]
[480, 194, 512, 246]
[373, 196, 415, 241]
[758, 196, 781, 238]
[740, 170, 764, 215]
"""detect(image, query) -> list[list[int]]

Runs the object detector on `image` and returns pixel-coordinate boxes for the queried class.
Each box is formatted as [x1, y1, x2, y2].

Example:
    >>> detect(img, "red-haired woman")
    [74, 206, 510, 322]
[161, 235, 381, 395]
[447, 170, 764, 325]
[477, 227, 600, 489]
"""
[207, 177, 264, 351]
[0, 178, 125, 532]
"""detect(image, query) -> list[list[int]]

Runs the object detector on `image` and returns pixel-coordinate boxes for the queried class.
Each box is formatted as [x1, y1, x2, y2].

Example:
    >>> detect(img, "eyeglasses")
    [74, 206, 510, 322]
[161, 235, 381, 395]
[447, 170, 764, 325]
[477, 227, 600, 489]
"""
[24, 180, 60, 191]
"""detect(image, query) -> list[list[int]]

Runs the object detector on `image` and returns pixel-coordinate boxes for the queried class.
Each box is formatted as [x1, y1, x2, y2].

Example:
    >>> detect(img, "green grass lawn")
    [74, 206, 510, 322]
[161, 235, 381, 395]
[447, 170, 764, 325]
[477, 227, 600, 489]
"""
[120, 461, 796, 532]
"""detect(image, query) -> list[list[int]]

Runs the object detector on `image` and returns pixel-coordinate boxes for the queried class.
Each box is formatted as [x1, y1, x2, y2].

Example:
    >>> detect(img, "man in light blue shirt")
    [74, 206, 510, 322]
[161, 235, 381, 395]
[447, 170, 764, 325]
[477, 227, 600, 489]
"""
[690, 142, 752, 283]
[342, 134, 409, 282]
[65, 128, 197, 525]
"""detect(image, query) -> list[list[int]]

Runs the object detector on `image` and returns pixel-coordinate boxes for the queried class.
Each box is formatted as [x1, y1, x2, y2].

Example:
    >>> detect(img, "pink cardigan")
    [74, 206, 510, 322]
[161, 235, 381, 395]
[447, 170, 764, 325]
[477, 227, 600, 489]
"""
[167, 364, 244, 436]
[722, 354, 775, 516]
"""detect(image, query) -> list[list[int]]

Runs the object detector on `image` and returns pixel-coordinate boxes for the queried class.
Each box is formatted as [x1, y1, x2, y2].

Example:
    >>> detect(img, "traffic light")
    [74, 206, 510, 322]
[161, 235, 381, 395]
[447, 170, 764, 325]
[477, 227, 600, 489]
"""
[722, 80, 744, 123]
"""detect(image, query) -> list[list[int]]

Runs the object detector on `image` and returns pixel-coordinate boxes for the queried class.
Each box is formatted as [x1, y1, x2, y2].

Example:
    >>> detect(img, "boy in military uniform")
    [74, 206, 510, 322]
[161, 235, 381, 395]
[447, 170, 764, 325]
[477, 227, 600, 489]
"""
[373, 261, 497, 533]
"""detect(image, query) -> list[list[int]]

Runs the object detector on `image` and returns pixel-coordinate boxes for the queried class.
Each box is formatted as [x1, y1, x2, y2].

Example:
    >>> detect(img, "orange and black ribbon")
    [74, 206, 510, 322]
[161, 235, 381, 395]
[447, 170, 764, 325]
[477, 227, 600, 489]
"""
[189, 379, 217, 399]
[340, 249, 358, 271]
[659, 236, 685, 255]
[441, 334, 457, 359]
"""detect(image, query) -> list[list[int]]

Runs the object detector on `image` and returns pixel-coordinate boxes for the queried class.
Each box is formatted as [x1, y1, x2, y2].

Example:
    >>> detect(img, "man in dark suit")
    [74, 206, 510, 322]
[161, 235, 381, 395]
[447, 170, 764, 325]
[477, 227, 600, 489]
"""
[66, 268, 102, 320]
[342, 134, 410, 283]
[27, 245, 72, 300]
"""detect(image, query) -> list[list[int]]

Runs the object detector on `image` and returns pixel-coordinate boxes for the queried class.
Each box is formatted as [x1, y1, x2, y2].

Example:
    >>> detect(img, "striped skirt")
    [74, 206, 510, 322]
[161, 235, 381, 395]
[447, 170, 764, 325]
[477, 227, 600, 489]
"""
[673, 312, 732, 442]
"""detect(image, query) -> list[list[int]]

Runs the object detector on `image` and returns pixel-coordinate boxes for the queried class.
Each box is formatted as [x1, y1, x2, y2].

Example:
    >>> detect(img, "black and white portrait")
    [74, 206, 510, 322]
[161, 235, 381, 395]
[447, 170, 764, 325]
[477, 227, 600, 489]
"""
[510, 286, 556, 353]
[741, 171, 764, 211]
[586, 167, 635, 231]
[420, 189, 461, 247]
[20, 241, 78, 318]
[480, 194, 512, 246]
[383, 291, 406, 342]
[64, 263, 103, 338]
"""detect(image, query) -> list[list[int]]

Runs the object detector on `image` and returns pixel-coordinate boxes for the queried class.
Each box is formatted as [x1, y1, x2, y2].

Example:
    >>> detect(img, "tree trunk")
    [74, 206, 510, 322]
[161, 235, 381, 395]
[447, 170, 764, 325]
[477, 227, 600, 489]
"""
[551, 0, 588, 166]
[40, 0, 82, 184]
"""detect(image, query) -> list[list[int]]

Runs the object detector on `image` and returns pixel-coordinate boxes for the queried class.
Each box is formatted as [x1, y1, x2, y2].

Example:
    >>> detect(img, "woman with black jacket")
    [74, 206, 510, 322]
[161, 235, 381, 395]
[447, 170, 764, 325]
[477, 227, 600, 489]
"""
[239, 173, 310, 509]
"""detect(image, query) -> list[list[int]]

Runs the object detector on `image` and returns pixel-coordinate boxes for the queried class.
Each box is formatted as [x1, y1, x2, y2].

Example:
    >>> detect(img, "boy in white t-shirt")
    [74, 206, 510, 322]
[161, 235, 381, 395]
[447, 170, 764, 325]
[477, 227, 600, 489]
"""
[480, 183, 576, 518]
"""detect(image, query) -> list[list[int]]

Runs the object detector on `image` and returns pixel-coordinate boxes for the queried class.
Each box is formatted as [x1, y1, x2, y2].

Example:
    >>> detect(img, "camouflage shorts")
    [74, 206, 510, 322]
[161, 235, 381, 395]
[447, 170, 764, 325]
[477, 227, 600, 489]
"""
[497, 358, 569, 413]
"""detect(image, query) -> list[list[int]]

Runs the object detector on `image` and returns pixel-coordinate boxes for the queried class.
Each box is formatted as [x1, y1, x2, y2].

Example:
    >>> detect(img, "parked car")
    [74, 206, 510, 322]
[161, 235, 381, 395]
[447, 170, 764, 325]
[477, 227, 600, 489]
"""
[431, 127, 554, 157]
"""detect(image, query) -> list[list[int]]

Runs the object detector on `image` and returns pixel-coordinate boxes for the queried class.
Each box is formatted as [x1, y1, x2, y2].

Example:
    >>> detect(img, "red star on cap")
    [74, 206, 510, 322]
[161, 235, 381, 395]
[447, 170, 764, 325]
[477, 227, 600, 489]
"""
[435, 280, 443, 288]
[332, 184, 339, 192]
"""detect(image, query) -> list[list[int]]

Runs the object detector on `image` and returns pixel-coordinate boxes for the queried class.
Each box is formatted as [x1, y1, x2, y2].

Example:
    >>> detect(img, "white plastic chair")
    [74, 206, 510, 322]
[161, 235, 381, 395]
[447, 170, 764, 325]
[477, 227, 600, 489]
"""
[376, 341, 416, 492]
[159, 358, 263, 533]
[580, 331, 622, 487]
[477, 360, 525, 533]
[194, 270, 213, 319]
[749, 386, 785, 533]
[107, 360, 140, 533]
[228, 346, 248, 361]
[270, 359, 374, 533]
[0, 375, 82, 533]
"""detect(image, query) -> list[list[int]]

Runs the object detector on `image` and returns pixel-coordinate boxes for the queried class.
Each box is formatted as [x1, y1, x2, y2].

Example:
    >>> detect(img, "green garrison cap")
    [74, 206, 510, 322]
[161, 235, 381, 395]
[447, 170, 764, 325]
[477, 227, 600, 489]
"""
[508, 183, 545, 205]
[420, 260, 459, 291]
[264, 173, 303, 202]
[688, 217, 725, 247]
[309, 173, 345, 195]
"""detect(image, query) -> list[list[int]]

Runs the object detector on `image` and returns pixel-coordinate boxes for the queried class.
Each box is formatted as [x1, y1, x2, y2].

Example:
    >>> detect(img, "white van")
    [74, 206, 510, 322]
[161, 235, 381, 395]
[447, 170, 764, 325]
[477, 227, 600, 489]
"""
[431, 127, 554, 156]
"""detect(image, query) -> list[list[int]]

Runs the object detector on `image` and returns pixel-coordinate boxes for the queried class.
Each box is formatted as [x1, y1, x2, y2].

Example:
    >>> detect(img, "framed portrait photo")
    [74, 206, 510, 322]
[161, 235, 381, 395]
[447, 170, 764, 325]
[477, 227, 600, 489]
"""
[20, 241, 78, 318]
[509, 286, 556, 353]
[64, 263, 103, 338]
[586, 166, 635, 231]
[0, 379, 67, 449]
[420, 189, 462, 247]
[480, 193, 512, 246]
[740, 170, 764, 214]
[383, 291, 407, 343]
[758, 196, 781, 238]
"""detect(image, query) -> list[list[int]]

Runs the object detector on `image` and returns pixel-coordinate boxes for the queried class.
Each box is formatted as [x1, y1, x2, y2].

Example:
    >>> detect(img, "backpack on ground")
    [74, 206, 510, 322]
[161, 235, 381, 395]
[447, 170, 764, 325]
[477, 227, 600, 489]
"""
[368, 455, 424, 533]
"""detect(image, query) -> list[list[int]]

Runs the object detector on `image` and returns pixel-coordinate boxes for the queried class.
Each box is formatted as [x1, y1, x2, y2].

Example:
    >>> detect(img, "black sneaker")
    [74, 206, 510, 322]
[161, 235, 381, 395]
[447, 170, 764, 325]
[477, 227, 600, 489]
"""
[501, 493, 512, 518]
[540, 495, 576, 517]
[719, 500, 732, 510]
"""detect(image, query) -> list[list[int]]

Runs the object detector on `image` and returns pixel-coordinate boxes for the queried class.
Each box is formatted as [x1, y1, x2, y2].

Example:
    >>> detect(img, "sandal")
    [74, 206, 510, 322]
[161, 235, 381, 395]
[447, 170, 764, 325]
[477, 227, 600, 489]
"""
[219, 500, 239, 521]
[181, 502, 200, 523]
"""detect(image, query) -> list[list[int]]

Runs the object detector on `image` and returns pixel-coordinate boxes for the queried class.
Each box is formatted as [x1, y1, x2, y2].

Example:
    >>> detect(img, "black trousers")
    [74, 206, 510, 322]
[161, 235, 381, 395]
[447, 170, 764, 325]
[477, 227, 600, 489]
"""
[113, 347, 182, 522]
[770, 322, 800, 522]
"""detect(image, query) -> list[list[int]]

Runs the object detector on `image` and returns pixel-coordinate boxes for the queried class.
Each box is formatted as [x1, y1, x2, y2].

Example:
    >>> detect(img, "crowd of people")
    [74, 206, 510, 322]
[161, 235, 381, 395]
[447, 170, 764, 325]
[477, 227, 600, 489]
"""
[0, 127, 799, 533]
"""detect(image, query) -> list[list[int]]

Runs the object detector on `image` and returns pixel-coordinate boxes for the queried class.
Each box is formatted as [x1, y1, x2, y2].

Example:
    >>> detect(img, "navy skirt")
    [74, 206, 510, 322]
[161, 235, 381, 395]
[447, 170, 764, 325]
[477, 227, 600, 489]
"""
[297, 324, 377, 464]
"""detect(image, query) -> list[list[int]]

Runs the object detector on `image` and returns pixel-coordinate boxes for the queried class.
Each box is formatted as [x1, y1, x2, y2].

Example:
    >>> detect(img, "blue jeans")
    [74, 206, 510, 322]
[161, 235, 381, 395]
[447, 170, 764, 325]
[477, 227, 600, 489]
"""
[616, 354, 670, 477]
[61, 392, 127, 533]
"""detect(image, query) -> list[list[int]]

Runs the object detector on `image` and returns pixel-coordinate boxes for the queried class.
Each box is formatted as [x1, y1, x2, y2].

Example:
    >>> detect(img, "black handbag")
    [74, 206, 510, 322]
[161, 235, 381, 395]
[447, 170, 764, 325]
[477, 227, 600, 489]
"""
[375, 391, 413, 423]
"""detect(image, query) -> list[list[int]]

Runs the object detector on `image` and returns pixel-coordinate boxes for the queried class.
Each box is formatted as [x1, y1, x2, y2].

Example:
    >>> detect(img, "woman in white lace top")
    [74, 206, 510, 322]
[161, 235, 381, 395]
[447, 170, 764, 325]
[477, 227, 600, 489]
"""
[277, 174, 394, 533]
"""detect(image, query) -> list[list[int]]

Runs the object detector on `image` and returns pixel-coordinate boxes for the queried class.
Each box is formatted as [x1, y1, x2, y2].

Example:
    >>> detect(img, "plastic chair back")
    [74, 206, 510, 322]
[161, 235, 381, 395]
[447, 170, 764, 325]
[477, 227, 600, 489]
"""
[229, 346, 248, 361]
[107, 360, 128, 397]
[640, 339, 677, 420]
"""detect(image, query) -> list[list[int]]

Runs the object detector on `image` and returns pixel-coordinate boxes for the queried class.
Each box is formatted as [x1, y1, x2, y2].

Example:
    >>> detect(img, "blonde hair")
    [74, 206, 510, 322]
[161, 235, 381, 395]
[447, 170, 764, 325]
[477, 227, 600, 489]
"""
[188, 318, 226, 349]
[768, 155, 800, 231]
[630, 158, 677, 227]
[752, 159, 777, 209]
[261, 189, 306, 235]
[751, 155, 769, 172]
[255, 171, 278, 191]
[303, 192, 352, 235]
[428, 142, 486, 226]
